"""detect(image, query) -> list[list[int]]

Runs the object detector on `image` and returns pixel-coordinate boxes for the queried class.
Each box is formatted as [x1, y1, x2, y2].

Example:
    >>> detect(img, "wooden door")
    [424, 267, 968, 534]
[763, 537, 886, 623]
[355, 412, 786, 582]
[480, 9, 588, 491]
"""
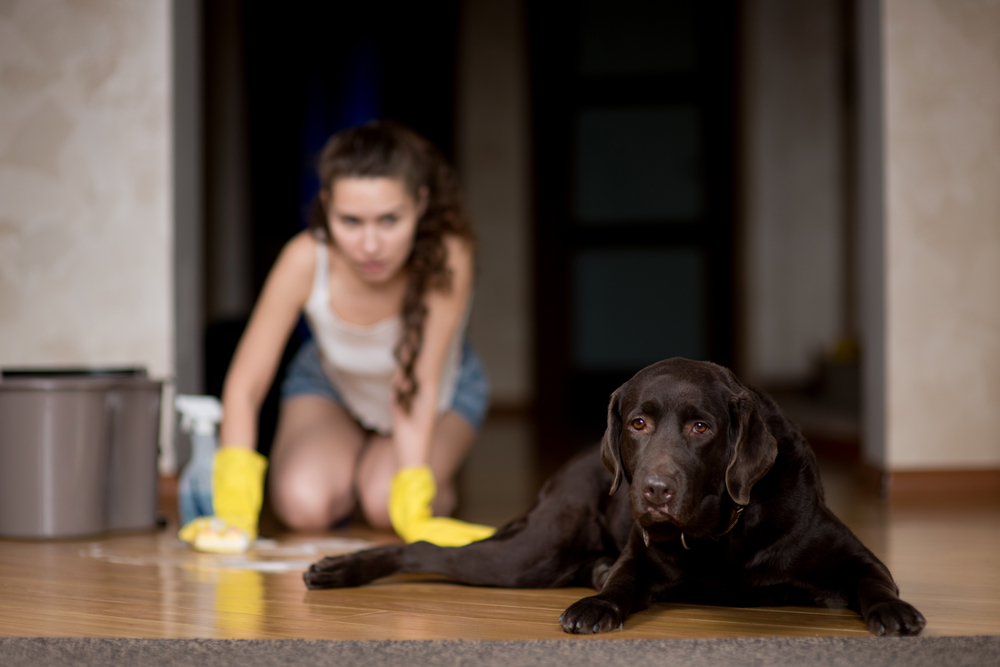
[528, 0, 738, 468]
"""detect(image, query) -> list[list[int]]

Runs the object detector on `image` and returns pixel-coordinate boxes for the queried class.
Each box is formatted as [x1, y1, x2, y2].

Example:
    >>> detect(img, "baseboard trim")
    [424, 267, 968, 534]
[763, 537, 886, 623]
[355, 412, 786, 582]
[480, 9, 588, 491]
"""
[860, 466, 1000, 501]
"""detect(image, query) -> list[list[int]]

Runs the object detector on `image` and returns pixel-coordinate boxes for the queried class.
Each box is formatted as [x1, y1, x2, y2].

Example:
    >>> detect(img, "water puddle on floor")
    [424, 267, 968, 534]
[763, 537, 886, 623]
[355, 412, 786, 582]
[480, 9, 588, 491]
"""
[79, 536, 375, 573]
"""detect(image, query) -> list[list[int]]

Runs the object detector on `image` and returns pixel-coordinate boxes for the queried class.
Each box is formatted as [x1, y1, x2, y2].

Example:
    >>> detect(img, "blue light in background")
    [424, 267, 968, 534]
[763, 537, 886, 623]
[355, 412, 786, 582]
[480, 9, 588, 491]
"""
[295, 40, 382, 343]
[298, 39, 383, 229]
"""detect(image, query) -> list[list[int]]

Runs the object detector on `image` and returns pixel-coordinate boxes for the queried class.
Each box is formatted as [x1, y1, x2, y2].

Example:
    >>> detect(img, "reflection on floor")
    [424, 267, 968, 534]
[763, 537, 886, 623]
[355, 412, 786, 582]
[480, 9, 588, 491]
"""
[1, 414, 999, 639]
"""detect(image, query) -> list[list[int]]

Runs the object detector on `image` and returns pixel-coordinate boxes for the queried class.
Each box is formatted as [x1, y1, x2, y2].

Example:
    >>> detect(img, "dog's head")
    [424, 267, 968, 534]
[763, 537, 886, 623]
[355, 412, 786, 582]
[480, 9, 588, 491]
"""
[600, 358, 778, 537]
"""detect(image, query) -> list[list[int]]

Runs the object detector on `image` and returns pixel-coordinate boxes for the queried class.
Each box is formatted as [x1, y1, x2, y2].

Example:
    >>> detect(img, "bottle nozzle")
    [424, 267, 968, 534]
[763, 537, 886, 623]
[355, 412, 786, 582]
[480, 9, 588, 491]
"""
[175, 394, 223, 435]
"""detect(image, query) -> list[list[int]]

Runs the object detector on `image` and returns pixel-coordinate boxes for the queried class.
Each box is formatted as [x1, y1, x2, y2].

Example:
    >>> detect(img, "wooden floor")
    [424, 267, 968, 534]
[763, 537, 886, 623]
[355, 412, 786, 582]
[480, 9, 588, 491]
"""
[1, 421, 999, 640]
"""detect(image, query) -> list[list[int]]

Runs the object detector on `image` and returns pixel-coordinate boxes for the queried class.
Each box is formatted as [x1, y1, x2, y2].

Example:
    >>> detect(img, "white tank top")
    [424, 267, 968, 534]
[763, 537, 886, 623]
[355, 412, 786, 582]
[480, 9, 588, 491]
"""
[302, 242, 465, 434]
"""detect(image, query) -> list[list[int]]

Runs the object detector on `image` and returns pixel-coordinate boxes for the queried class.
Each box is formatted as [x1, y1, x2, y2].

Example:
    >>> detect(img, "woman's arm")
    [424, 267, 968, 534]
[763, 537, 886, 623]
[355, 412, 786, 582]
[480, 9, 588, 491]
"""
[390, 235, 474, 468]
[220, 231, 317, 451]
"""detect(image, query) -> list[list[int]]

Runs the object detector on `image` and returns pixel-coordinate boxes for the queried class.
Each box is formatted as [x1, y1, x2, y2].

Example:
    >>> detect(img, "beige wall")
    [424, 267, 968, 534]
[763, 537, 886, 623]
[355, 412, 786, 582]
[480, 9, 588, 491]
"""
[883, 0, 1000, 469]
[457, 0, 533, 406]
[0, 0, 173, 379]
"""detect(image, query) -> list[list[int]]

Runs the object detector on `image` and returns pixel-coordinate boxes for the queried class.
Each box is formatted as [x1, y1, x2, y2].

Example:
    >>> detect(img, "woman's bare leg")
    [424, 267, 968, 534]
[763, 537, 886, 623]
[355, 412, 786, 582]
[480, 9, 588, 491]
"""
[269, 395, 367, 530]
[356, 411, 476, 530]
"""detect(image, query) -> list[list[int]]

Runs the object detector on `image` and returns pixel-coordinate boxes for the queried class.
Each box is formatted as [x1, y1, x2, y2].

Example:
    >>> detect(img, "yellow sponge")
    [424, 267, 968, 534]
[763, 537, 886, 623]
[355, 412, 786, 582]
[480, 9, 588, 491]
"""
[178, 447, 267, 554]
[178, 517, 251, 554]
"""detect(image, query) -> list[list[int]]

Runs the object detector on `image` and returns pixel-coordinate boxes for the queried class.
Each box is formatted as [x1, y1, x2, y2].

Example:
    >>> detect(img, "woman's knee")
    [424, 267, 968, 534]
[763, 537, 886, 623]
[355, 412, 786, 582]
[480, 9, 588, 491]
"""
[270, 466, 354, 530]
[268, 403, 365, 531]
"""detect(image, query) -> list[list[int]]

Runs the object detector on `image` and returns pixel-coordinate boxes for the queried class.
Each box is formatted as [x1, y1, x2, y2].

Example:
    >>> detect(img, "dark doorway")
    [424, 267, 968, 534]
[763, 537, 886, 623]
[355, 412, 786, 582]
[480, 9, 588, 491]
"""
[527, 0, 738, 470]
[239, 1, 460, 298]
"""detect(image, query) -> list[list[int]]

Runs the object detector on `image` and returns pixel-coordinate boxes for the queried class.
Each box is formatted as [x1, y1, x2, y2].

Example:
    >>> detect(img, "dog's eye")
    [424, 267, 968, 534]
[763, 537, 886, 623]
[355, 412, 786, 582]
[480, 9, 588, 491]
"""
[630, 418, 646, 431]
[693, 422, 709, 434]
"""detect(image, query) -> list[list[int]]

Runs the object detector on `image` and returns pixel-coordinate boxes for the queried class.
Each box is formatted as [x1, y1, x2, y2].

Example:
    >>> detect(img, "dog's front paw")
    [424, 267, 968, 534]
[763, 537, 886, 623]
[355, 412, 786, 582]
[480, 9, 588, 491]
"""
[303, 555, 369, 589]
[865, 600, 926, 636]
[559, 596, 625, 634]
[303, 546, 405, 590]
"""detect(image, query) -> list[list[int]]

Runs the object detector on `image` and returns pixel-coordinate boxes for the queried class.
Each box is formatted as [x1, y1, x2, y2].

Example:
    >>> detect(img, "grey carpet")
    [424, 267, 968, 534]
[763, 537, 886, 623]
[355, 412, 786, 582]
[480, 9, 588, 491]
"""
[0, 636, 997, 667]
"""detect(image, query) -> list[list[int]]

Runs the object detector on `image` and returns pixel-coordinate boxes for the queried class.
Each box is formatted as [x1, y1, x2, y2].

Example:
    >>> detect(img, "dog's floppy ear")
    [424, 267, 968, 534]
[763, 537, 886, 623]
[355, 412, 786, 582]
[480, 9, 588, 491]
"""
[725, 391, 778, 506]
[600, 385, 630, 495]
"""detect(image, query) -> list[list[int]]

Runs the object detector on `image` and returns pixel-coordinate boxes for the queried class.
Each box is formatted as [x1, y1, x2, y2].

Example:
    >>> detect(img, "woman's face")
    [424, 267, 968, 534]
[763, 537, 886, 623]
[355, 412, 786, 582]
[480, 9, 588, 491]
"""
[325, 177, 424, 285]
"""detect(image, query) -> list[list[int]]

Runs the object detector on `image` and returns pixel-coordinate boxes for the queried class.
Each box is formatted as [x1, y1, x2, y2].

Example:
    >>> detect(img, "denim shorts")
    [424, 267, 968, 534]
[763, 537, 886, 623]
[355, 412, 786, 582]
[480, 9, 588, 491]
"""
[280, 337, 491, 431]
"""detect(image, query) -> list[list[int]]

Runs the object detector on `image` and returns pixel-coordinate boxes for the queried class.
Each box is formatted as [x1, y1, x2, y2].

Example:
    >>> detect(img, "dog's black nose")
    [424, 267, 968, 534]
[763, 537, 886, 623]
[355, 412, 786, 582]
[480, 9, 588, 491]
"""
[641, 475, 675, 505]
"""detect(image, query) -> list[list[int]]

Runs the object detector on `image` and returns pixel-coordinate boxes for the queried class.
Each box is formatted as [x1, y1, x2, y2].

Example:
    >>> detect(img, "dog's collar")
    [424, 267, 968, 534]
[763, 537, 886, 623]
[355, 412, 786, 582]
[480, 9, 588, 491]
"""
[640, 505, 746, 549]
[649, 504, 744, 550]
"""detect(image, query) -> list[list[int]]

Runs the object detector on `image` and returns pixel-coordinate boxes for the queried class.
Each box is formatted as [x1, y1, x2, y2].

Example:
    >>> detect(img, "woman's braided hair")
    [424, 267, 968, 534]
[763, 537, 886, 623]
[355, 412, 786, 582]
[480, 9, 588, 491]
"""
[308, 120, 474, 412]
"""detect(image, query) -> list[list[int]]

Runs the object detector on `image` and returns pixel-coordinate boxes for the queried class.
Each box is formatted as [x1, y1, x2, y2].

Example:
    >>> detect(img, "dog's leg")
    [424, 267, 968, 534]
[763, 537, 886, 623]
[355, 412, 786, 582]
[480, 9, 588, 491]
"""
[851, 560, 925, 636]
[305, 450, 623, 591]
[304, 528, 597, 590]
[304, 544, 408, 589]
[558, 526, 652, 634]
[796, 516, 926, 636]
[305, 504, 614, 590]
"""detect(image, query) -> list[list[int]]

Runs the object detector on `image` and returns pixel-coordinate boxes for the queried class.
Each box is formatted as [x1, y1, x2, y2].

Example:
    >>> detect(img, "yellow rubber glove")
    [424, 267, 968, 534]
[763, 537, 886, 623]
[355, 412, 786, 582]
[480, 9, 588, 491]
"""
[178, 447, 268, 554]
[388, 465, 495, 547]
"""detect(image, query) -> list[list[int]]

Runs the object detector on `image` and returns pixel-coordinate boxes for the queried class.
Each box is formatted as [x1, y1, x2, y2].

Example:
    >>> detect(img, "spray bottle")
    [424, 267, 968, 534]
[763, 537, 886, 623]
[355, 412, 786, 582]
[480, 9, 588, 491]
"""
[175, 394, 223, 526]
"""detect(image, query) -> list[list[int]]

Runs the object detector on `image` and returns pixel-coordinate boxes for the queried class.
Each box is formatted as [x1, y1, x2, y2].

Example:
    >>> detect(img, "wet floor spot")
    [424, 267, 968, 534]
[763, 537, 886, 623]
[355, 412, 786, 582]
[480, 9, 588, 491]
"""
[80, 536, 375, 572]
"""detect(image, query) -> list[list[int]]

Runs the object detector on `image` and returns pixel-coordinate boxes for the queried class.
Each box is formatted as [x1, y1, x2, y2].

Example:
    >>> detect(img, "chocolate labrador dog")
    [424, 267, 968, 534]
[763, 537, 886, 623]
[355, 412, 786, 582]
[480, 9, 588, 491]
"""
[304, 358, 925, 636]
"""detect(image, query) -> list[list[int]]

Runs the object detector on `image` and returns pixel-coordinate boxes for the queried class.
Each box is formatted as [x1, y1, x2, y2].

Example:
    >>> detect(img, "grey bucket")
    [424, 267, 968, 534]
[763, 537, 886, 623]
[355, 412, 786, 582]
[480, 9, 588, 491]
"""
[0, 369, 163, 538]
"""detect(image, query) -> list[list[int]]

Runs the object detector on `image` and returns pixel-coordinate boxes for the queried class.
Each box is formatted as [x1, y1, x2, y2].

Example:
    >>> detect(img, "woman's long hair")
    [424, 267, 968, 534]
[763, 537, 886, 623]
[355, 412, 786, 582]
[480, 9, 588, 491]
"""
[308, 120, 474, 412]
